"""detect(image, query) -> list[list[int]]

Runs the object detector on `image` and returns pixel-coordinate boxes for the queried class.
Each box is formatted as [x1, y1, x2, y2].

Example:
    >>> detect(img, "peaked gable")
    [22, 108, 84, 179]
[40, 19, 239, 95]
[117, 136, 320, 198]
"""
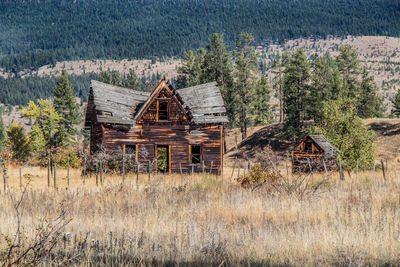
[135, 80, 190, 124]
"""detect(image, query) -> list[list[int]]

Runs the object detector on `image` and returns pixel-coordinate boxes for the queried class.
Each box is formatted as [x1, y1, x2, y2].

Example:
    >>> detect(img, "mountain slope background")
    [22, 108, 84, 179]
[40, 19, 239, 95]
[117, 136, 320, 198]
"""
[1, 0, 400, 73]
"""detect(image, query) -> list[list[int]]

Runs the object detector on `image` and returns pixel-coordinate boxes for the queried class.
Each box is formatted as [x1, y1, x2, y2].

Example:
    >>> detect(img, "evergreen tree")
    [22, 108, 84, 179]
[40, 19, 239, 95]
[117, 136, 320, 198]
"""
[6, 122, 31, 163]
[202, 33, 233, 87]
[53, 70, 80, 145]
[308, 54, 341, 120]
[99, 71, 112, 84]
[0, 109, 6, 152]
[232, 32, 258, 139]
[176, 48, 205, 88]
[250, 75, 271, 125]
[124, 69, 142, 90]
[111, 71, 122, 86]
[357, 66, 383, 118]
[282, 49, 310, 136]
[336, 45, 361, 99]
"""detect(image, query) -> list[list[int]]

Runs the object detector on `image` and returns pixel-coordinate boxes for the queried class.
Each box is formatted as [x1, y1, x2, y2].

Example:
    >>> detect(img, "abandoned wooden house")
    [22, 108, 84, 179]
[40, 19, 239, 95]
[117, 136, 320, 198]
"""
[84, 79, 228, 174]
[292, 135, 340, 172]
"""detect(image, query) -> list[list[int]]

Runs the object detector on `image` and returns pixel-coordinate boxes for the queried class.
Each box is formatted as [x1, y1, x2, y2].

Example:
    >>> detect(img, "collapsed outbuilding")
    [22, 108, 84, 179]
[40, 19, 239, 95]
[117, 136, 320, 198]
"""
[292, 135, 340, 172]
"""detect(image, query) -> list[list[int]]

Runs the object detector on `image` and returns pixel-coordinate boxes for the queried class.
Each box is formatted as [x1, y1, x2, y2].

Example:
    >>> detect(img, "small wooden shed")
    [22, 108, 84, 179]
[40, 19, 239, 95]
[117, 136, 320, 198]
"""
[292, 135, 340, 172]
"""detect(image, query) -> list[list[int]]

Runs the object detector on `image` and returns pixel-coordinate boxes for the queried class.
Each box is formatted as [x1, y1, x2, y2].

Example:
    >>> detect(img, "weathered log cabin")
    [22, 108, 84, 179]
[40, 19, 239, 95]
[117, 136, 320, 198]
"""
[292, 135, 340, 172]
[85, 79, 228, 174]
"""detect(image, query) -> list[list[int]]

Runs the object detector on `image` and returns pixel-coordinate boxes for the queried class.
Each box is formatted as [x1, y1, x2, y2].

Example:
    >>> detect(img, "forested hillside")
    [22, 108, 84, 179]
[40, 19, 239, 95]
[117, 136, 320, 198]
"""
[1, 0, 400, 73]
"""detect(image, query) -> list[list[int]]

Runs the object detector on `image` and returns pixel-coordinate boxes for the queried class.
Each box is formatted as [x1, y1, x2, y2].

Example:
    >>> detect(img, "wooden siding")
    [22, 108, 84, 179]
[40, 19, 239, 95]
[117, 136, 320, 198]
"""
[98, 124, 222, 174]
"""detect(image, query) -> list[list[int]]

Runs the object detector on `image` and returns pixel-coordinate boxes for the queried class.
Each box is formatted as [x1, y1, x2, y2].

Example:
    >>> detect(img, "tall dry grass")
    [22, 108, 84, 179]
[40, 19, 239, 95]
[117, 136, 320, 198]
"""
[0, 165, 400, 265]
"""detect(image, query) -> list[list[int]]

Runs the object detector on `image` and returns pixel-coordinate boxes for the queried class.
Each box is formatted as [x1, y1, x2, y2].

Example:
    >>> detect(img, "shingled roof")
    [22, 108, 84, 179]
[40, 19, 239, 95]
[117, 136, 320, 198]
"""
[85, 80, 228, 126]
[307, 135, 340, 159]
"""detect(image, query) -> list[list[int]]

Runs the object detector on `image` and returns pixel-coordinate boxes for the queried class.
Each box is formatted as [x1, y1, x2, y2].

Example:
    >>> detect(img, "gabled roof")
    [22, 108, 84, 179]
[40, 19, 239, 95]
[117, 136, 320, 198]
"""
[86, 80, 228, 126]
[176, 82, 228, 124]
[305, 135, 340, 159]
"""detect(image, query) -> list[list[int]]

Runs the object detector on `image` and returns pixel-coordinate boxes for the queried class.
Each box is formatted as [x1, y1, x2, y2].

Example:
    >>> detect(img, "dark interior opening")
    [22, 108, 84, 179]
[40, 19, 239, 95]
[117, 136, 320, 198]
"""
[158, 101, 168, 120]
[191, 145, 201, 164]
[126, 145, 136, 155]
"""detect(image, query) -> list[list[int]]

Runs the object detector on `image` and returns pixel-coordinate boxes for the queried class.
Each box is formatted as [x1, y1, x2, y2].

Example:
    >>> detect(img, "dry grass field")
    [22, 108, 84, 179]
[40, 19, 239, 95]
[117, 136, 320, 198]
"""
[1, 163, 400, 265]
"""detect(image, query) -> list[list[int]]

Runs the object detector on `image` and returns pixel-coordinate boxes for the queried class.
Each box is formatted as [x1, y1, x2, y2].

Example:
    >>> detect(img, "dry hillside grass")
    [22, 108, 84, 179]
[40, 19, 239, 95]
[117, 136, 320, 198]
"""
[1, 165, 400, 265]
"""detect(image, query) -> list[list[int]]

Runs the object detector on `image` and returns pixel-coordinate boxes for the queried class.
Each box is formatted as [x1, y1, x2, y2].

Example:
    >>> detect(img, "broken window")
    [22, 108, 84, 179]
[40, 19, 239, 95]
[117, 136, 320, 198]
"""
[125, 145, 136, 155]
[158, 100, 168, 121]
[191, 145, 201, 164]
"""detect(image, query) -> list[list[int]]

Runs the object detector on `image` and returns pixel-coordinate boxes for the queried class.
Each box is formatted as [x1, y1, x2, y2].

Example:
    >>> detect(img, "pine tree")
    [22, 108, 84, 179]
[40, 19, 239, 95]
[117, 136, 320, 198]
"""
[0, 109, 6, 152]
[250, 75, 271, 125]
[111, 71, 121, 86]
[357, 67, 383, 118]
[282, 49, 310, 136]
[99, 71, 112, 84]
[124, 69, 142, 90]
[53, 70, 79, 145]
[176, 48, 205, 88]
[336, 45, 361, 99]
[202, 33, 233, 87]
[232, 32, 258, 139]
[308, 54, 341, 120]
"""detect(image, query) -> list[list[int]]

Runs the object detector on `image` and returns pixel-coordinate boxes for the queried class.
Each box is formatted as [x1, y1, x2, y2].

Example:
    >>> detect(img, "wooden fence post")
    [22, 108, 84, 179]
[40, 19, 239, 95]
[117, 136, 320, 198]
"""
[122, 154, 125, 183]
[99, 160, 103, 185]
[148, 162, 151, 183]
[202, 161, 204, 173]
[356, 159, 359, 179]
[67, 157, 70, 187]
[95, 163, 99, 186]
[48, 156, 51, 187]
[338, 160, 344, 180]
[237, 161, 241, 179]
[372, 160, 376, 180]
[3, 165, 6, 193]
[209, 160, 213, 174]
[54, 161, 57, 189]
[19, 167, 22, 186]
[83, 156, 86, 185]
[179, 163, 183, 176]
[230, 158, 237, 180]
[322, 159, 329, 177]
[381, 159, 386, 181]
[136, 162, 139, 187]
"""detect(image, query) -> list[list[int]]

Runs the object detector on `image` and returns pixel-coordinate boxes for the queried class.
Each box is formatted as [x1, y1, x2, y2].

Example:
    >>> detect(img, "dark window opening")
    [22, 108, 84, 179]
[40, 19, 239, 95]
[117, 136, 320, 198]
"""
[158, 101, 168, 120]
[191, 145, 201, 164]
[304, 141, 313, 152]
[126, 145, 136, 155]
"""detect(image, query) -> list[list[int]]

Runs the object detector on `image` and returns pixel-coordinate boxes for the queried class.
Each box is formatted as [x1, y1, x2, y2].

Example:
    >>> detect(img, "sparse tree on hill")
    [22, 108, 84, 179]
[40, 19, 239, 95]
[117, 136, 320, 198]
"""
[336, 45, 361, 99]
[176, 48, 205, 88]
[111, 71, 122, 86]
[250, 75, 271, 125]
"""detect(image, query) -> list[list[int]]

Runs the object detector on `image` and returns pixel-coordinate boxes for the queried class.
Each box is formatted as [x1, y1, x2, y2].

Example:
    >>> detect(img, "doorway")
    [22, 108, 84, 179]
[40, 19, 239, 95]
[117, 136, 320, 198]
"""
[156, 145, 169, 172]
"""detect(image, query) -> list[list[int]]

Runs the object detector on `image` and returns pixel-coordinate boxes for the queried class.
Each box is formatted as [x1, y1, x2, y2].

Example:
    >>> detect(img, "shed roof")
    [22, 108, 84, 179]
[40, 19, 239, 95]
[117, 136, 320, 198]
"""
[306, 135, 340, 159]
[87, 80, 228, 126]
